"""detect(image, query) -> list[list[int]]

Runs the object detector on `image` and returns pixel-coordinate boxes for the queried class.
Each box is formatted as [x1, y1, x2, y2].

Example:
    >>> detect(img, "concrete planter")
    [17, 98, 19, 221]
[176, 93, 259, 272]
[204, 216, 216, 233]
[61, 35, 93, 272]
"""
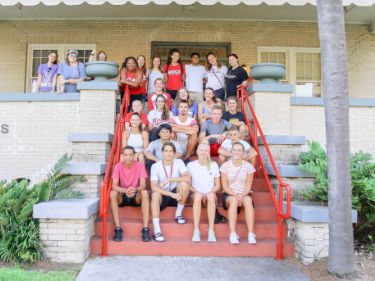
[85, 61, 119, 81]
[250, 63, 286, 82]
[284, 201, 357, 264]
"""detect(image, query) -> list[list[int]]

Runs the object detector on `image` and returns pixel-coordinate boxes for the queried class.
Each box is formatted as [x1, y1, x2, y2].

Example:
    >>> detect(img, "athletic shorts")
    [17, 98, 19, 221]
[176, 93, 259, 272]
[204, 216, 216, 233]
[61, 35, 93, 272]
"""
[160, 188, 178, 211]
[119, 193, 140, 207]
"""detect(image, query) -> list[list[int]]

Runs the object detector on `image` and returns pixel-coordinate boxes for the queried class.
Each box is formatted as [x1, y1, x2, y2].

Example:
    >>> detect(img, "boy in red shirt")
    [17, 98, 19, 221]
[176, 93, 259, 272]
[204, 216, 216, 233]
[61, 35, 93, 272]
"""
[110, 146, 151, 242]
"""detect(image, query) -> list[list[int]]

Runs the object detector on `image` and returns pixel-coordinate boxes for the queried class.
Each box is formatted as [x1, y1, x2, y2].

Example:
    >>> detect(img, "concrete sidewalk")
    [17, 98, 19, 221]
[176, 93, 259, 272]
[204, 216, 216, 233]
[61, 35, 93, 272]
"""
[76, 256, 310, 281]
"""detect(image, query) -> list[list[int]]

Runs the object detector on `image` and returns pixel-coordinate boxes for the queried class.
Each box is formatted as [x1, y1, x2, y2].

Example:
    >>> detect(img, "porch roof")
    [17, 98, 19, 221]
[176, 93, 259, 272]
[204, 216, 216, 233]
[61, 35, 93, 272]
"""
[0, 0, 374, 6]
[1, 0, 374, 23]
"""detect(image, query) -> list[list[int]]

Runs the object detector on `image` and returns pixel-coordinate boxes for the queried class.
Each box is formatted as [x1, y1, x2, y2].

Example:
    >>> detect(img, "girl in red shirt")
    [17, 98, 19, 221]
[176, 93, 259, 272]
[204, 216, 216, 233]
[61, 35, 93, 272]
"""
[137, 55, 148, 103]
[148, 78, 172, 111]
[163, 48, 185, 100]
[119, 56, 143, 105]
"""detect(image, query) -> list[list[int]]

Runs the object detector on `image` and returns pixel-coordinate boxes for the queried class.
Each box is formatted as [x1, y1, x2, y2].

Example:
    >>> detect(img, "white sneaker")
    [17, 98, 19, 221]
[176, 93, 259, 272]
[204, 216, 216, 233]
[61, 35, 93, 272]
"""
[208, 230, 216, 243]
[192, 229, 201, 242]
[229, 232, 239, 244]
[248, 232, 257, 244]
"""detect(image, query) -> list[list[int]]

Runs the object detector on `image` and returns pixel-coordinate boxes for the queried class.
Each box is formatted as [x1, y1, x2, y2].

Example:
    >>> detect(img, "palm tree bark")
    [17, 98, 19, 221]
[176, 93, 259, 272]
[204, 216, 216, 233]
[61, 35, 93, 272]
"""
[316, 0, 356, 277]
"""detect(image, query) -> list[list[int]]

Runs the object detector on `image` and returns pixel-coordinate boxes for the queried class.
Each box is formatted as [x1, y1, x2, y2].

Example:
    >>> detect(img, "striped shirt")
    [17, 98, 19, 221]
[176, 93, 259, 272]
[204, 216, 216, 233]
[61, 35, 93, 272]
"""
[220, 160, 255, 194]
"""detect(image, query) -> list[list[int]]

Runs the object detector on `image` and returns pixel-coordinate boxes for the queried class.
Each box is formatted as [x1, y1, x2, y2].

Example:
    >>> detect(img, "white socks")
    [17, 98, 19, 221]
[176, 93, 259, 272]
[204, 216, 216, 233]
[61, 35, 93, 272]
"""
[175, 204, 185, 218]
[153, 218, 161, 234]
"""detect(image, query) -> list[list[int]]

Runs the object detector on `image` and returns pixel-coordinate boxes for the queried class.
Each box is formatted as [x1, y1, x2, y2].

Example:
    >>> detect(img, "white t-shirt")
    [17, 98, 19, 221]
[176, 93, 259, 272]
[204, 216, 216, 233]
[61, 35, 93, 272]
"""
[170, 116, 198, 142]
[221, 139, 251, 157]
[187, 160, 220, 194]
[185, 64, 206, 93]
[150, 159, 188, 191]
[147, 109, 173, 127]
[206, 65, 228, 91]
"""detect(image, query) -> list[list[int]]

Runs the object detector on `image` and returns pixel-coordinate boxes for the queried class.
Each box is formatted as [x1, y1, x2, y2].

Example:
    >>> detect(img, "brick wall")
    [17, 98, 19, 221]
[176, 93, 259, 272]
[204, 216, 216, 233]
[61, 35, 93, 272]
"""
[0, 100, 79, 183]
[0, 20, 374, 97]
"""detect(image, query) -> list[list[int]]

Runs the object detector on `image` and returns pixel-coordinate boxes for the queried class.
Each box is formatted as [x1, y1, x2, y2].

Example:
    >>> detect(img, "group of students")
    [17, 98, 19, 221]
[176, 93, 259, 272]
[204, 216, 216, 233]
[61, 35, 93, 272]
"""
[114, 81, 257, 245]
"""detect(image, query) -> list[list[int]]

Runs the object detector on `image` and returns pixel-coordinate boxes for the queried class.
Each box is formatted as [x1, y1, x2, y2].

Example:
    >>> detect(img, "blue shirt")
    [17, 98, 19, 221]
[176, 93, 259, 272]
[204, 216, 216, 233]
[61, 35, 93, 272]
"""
[58, 61, 86, 93]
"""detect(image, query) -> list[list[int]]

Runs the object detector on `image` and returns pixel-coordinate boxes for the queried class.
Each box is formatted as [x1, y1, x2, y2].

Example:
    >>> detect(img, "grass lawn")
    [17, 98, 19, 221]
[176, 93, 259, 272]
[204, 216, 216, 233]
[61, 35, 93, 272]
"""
[0, 267, 78, 281]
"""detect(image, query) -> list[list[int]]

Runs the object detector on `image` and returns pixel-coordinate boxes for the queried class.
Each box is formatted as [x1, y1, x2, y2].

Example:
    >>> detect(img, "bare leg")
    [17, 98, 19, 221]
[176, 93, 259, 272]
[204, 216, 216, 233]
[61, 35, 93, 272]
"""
[137, 153, 146, 164]
[110, 190, 121, 228]
[136, 190, 150, 228]
[192, 193, 203, 230]
[243, 195, 255, 233]
[177, 182, 190, 205]
[184, 133, 198, 160]
[226, 196, 238, 234]
[206, 193, 216, 231]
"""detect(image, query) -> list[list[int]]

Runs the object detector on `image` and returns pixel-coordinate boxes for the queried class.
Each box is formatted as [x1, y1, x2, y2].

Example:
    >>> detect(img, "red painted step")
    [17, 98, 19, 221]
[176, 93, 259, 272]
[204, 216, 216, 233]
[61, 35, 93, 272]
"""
[109, 206, 278, 222]
[90, 236, 294, 257]
[95, 219, 288, 239]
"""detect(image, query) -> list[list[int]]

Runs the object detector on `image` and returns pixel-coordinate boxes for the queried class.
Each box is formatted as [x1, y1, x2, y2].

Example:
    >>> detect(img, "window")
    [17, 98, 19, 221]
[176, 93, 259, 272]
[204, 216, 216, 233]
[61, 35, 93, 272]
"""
[26, 44, 96, 92]
[258, 47, 322, 96]
[151, 42, 231, 66]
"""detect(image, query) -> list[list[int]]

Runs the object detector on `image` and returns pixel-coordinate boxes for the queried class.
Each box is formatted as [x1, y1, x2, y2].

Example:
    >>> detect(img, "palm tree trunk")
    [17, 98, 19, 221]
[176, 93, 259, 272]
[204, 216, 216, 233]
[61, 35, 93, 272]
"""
[316, 0, 356, 277]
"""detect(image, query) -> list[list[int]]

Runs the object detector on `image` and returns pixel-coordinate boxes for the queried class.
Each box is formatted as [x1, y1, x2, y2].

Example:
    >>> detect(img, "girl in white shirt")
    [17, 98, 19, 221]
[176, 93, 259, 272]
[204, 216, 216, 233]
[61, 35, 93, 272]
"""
[187, 143, 220, 243]
[220, 142, 257, 245]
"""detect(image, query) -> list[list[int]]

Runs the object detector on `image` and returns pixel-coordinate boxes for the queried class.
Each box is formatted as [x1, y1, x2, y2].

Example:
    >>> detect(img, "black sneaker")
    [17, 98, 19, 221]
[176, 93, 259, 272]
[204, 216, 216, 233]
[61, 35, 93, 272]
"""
[141, 227, 151, 242]
[114, 227, 123, 242]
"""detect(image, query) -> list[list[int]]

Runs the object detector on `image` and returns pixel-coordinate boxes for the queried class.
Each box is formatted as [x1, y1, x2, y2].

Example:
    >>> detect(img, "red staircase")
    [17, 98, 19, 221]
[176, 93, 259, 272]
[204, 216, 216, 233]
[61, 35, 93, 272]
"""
[91, 85, 293, 258]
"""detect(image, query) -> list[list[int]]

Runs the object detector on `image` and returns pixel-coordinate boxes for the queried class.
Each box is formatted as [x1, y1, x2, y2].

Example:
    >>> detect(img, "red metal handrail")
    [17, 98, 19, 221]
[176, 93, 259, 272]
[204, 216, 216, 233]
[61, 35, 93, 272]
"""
[99, 85, 131, 256]
[237, 84, 291, 260]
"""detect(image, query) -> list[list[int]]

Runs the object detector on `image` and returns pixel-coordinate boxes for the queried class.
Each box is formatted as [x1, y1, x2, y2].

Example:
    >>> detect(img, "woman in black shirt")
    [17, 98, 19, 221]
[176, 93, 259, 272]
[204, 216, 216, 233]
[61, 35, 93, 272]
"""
[225, 53, 248, 99]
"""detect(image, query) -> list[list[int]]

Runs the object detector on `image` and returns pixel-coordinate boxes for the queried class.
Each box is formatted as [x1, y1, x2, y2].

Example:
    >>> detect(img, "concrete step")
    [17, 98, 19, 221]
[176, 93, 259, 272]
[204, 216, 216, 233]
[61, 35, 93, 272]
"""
[91, 236, 294, 257]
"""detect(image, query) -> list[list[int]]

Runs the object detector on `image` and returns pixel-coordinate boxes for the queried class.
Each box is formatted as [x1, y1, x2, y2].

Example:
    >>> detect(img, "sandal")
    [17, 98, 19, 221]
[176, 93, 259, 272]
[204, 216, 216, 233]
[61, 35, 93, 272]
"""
[214, 209, 228, 224]
[175, 215, 186, 224]
[153, 232, 165, 242]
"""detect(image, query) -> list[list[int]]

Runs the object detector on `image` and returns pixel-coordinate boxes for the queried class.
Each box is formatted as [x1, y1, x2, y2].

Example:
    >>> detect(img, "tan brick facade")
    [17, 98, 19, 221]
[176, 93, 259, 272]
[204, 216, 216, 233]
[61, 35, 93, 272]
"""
[0, 20, 374, 98]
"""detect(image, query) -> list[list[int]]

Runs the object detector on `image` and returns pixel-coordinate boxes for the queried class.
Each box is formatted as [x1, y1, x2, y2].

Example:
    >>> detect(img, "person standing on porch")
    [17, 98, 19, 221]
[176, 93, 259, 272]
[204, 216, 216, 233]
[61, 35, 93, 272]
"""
[110, 146, 151, 243]
[185, 52, 206, 103]
[205, 52, 228, 101]
[150, 142, 191, 242]
[148, 78, 172, 111]
[188, 143, 220, 243]
[147, 54, 164, 98]
[170, 100, 199, 161]
[163, 48, 185, 100]
[119, 56, 143, 104]
[220, 142, 257, 245]
[35, 50, 58, 93]
[57, 49, 86, 93]
[137, 55, 148, 103]
[225, 53, 248, 99]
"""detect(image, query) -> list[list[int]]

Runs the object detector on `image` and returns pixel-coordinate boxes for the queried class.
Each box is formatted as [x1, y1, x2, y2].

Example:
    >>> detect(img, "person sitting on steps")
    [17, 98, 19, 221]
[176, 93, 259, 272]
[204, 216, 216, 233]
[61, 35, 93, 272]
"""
[170, 100, 199, 161]
[150, 142, 191, 242]
[188, 143, 220, 243]
[220, 142, 257, 245]
[110, 146, 151, 243]
[218, 125, 257, 166]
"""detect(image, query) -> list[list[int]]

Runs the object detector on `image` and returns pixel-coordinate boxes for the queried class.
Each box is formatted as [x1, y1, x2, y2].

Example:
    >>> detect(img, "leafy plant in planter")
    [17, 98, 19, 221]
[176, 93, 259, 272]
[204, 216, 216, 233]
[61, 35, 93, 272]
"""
[0, 154, 84, 263]
[299, 141, 375, 246]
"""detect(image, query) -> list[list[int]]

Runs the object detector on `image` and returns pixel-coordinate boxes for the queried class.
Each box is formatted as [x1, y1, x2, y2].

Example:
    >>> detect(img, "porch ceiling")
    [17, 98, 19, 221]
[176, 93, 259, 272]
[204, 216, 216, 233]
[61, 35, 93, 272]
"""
[0, 2, 374, 23]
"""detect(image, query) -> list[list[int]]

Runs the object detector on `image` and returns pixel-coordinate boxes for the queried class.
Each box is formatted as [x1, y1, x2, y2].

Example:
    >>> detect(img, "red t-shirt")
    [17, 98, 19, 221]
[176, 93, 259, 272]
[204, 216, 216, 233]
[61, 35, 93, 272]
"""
[124, 112, 149, 126]
[120, 69, 143, 95]
[148, 92, 172, 111]
[139, 67, 147, 94]
[111, 161, 148, 189]
[163, 64, 185, 91]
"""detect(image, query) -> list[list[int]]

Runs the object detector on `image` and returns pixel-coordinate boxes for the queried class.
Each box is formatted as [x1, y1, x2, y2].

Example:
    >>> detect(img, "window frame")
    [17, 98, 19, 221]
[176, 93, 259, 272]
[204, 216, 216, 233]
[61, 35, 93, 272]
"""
[26, 43, 96, 92]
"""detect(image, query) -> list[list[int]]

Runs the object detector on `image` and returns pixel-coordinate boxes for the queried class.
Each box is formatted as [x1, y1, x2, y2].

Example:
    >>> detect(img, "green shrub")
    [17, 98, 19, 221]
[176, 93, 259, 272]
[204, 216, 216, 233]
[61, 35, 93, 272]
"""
[299, 141, 375, 245]
[0, 154, 84, 263]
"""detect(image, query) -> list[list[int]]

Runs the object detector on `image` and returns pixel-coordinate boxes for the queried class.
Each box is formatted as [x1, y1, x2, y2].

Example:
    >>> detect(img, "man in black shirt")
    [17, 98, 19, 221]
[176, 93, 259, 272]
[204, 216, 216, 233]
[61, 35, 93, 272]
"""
[222, 96, 248, 139]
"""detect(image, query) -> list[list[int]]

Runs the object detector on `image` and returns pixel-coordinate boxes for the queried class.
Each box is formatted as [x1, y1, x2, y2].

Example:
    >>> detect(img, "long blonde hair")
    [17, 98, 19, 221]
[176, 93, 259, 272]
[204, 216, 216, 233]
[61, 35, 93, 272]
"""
[196, 143, 212, 171]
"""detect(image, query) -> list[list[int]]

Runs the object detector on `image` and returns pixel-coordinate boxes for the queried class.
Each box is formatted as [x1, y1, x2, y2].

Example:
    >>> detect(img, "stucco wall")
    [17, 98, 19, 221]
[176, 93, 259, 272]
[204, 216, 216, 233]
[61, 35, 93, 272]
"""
[0, 20, 374, 98]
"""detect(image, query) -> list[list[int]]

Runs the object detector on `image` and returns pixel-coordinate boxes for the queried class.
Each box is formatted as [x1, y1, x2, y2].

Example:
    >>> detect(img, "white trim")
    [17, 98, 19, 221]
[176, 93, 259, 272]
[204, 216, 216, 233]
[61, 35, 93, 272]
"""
[1, 0, 374, 7]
